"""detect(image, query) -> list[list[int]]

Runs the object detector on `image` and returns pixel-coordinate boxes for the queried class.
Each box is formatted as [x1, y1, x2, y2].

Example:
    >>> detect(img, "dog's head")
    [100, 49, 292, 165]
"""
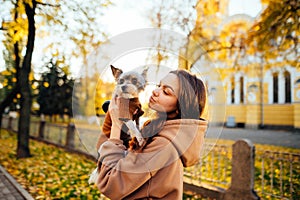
[111, 65, 147, 99]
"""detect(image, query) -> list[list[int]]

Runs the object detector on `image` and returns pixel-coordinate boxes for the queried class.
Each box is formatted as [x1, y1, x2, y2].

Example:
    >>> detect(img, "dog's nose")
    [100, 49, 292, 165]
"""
[121, 85, 127, 91]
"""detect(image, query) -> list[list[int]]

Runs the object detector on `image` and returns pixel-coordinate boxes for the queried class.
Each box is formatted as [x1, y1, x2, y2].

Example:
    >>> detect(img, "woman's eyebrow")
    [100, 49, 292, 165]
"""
[160, 81, 175, 92]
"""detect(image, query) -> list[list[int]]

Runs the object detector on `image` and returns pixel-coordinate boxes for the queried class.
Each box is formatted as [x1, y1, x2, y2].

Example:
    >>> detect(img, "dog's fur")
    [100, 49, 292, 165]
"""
[96, 65, 147, 150]
[111, 65, 147, 99]
[90, 65, 147, 185]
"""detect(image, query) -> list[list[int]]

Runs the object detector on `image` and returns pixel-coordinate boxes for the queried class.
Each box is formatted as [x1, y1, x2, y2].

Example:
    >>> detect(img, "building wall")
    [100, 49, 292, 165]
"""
[224, 66, 300, 129]
[190, 0, 300, 129]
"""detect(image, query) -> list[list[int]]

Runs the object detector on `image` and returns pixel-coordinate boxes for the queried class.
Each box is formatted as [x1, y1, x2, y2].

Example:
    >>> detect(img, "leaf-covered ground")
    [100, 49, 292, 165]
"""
[0, 130, 106, 200]
[1, 129, 299, 199]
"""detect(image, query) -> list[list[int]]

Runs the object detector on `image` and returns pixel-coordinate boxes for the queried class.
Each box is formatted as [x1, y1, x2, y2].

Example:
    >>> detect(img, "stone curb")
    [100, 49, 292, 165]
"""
[0, 165, 34, 200]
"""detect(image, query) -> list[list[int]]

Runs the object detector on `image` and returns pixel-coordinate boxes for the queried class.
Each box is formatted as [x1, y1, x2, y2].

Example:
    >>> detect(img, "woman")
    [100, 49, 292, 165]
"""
[96, 69, 208, 200]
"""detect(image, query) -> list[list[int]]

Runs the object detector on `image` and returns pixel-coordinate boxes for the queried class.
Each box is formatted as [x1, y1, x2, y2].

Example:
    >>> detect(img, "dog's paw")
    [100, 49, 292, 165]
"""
[88, 167, 99, 185]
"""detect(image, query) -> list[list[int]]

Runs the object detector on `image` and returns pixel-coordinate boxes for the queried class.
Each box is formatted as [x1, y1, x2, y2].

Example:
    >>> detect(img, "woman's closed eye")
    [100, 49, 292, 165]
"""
[156, 84, 174, 95]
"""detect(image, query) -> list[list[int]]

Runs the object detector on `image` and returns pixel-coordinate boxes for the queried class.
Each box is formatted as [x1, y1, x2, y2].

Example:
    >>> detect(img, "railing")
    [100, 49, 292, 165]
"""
[256, 150, 300, 200]
[184, 143, 231, 188]
[184, 142, 300, 199]
[2, 116, 300, 199]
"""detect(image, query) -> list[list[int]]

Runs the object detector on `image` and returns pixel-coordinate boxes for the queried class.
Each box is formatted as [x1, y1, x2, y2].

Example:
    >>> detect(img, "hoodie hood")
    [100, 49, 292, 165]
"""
[158, 118, 208, 167]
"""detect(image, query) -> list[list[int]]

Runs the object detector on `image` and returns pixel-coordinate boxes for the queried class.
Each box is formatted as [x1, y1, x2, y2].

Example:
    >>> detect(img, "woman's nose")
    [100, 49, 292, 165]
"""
[152, 88, 159, 96]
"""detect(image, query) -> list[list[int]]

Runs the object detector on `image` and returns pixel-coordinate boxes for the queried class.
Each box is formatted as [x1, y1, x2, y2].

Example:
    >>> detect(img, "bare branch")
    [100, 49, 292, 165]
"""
[36, 0, 60, 7]
[190, 44, 244, 69]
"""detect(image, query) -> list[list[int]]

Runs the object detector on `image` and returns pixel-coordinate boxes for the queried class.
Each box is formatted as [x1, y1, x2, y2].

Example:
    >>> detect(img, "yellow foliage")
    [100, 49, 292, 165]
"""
[43, 82, 49, 88]
[23, 0, 34, 8]
[1, 70, 11, 76]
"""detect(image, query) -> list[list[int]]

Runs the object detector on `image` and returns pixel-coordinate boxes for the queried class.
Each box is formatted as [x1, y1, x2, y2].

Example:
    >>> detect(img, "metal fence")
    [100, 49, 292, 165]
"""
[2, 116, 300, 199]
[256, 150, 300, 199]
[184, 142, 300, 199]
[184, 143, 231, 188]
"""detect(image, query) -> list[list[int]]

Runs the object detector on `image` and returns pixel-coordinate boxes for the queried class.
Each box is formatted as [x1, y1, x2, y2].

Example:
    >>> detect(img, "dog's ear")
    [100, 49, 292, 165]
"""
[111, 65, 123, 80]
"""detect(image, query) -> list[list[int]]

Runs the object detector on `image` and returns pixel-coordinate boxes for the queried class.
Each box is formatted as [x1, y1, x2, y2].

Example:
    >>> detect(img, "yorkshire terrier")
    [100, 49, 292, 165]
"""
[96, 65, 147, 149]
[89, 65, 147, 184]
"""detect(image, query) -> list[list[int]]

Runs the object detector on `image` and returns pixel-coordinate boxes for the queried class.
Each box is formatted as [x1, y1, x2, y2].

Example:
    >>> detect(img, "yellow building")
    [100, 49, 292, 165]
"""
[185, 0, 300, 130]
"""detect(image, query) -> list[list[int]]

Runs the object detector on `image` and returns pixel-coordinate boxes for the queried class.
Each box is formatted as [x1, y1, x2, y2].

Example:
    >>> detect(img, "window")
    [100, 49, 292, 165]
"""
[284, 71, 291, 103]
[240, 76, 244, 103]
[273, 72, 278, 103]
[231, 77, 235, 104]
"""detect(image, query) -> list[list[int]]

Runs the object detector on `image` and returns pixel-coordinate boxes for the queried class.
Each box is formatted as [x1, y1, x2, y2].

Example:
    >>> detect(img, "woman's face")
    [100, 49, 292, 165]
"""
[148, 73, 179, 117]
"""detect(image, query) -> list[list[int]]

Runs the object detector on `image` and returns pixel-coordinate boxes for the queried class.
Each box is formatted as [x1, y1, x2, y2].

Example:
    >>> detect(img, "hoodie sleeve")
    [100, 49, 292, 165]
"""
[96, 139, 151, 199]
[96, 137, 179, 199]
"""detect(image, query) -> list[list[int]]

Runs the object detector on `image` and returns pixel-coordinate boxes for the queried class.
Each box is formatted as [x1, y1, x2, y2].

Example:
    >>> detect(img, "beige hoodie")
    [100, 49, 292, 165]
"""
[97, 118, 208, 200]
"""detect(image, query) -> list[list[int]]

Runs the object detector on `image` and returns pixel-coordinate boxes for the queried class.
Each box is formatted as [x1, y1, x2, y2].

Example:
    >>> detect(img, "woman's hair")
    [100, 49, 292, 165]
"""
[170, 69, 206, 119]
[129, 69, 207, 151]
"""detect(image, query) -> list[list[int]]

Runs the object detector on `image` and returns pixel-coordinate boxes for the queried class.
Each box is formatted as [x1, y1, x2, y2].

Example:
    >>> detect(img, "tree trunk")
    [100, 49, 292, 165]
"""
[16, 1, 36, 159]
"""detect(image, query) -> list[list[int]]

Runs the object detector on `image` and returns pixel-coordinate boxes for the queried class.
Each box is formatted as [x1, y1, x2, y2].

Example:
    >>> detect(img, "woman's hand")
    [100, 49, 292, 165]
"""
[108, 97, 123, 139]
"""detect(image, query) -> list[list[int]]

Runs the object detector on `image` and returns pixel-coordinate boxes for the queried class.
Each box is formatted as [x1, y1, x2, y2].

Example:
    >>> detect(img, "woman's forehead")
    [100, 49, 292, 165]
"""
[161, 73, 179, 95]
[161, 73, 177, 83]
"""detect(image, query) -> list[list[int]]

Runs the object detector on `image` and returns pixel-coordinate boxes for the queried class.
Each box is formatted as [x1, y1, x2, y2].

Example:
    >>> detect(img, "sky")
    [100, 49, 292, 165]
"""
[0, 0, 262, 74]
[95, 0, 262, 76]
[101, 0, 262, 36]
[229, 0, 262, 17]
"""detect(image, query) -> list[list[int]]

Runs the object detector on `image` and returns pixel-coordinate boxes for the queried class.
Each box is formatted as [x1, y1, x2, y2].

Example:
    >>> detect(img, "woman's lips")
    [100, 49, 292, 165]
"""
[149, 96, 155, 103]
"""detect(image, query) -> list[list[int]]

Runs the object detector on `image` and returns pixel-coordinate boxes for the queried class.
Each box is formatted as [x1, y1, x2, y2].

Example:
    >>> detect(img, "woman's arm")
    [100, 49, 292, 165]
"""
[97, 139, 151, 199]
[96, 97, 150, 198]
[97, 135, 178, 199]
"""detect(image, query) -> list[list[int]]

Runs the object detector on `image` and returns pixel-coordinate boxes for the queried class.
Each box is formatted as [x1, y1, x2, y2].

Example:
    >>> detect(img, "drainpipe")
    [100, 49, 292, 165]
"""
[259, 57, 264, 129]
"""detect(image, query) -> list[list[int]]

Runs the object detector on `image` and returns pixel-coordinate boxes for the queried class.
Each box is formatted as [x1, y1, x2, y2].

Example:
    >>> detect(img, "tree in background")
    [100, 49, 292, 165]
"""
[0, 0, 112, 158]
[147, 0, 198, 69]
[37, 58, 74, 121]
[247, 0, 299, 68]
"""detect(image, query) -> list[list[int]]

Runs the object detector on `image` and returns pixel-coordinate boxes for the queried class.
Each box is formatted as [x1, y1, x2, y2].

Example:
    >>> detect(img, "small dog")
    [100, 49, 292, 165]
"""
[89, 65, 147, 184]
[109, 65, 147, 146]
[111, 65, 147, 99]
[96, 65, 147, 148]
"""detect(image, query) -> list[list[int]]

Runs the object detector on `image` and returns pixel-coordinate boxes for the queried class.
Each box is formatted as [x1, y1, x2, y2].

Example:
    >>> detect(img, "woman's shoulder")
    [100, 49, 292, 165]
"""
[142, 134, 171, 153]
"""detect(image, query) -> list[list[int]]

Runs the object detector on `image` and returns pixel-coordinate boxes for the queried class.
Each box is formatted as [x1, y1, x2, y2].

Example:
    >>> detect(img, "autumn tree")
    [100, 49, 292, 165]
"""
[0, 0, 112, 158]
[0, 48, 19, 112]
[146, 0, 237, 70]
[0, 0, 22, 131]
[247, 0, 299, 68]
[146, 0, 198, 69]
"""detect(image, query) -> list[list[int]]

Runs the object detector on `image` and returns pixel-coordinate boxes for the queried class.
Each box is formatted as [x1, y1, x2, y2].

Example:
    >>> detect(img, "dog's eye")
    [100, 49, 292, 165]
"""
[119, 79, 124, 84]
[132, 78, 137, 85]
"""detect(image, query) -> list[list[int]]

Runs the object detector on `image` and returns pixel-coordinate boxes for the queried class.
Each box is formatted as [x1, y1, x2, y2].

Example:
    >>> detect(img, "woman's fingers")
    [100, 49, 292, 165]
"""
[109, 96, 119, 111]
[109, 97, 122, 125]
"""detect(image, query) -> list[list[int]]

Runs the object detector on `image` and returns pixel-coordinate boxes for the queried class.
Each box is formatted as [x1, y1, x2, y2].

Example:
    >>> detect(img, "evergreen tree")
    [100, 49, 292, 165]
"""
[37, 59, 74, 121]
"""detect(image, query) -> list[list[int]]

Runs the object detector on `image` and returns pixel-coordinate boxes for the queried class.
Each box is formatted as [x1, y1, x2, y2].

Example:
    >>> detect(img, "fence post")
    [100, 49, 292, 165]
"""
[66, 123, 75, 149]
[223, 139, 260, 200]
[8, 116, 13, 130]
[38, 120, 46, 139]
